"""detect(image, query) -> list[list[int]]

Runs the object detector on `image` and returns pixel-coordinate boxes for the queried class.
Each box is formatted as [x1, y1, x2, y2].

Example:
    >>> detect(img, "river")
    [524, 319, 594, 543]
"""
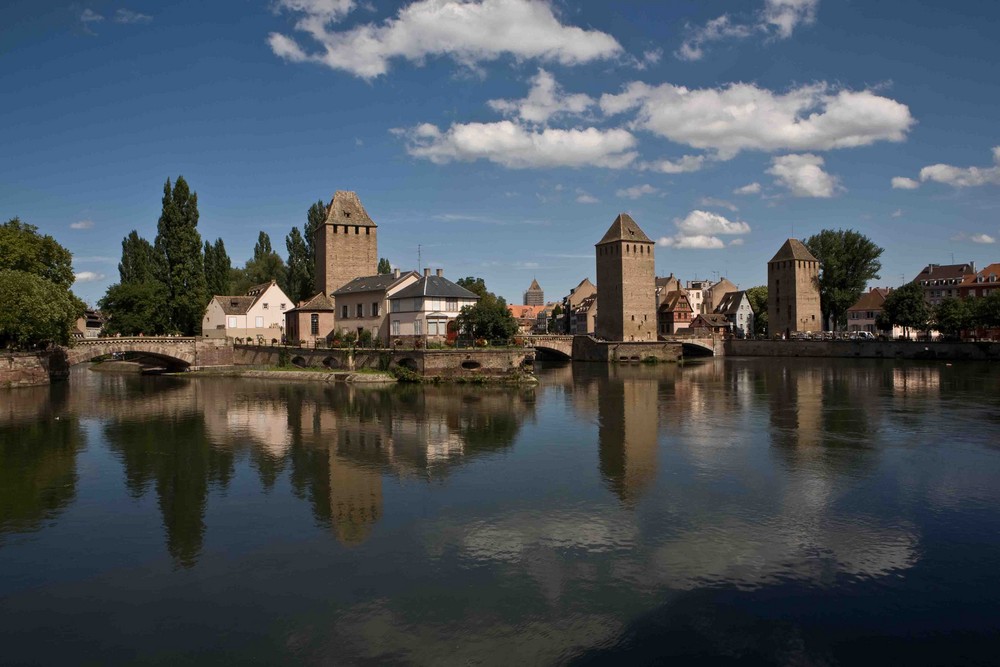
[1, 359, 999, 665]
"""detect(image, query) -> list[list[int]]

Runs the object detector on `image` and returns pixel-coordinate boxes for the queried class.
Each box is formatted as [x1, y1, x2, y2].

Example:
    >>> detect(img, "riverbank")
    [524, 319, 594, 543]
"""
[184, 366, 398, 383]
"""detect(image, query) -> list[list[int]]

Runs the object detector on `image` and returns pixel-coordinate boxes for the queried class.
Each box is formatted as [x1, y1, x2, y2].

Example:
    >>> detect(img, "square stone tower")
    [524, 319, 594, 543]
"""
[314, 191, 378, 297]
[767, 238, 822, 336]
[595, 213, 656, 341]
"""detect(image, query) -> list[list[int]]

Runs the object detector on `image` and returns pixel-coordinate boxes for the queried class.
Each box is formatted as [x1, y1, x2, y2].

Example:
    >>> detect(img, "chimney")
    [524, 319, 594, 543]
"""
[393, 268, 399, 278]
[424, 268, 430, 277]
[436, 268, 443, 277]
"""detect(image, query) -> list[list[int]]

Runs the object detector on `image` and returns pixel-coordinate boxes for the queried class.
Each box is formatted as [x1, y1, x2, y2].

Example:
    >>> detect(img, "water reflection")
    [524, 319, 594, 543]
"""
[0, 383, 84, 540]
[596, 366, 659, 505]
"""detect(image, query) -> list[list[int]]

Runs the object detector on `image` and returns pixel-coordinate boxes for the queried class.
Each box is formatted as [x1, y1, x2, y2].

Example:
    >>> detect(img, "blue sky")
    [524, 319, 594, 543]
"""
[2, 0, 999, 306]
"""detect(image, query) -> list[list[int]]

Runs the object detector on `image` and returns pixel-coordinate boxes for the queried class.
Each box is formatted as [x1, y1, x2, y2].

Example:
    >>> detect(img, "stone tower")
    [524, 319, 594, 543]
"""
[767, 238, 822, 336]
[314, 191, 378, 297]
[595, 213, 656, 341]
[523, 279, 544, 306]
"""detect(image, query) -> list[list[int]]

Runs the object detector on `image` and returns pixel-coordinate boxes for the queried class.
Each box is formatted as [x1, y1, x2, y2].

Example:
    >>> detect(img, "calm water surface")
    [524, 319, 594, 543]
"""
[1, 359, 999, 665]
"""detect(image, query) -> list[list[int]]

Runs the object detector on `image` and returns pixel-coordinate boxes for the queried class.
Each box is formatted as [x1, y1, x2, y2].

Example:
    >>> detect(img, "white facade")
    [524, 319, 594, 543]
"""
[202, 281, 291, 342]
[388, 294, 477, 337]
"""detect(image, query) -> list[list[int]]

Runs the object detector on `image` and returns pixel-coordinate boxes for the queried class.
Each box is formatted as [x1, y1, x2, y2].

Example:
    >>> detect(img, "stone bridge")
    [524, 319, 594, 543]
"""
[59, 337, 234, 369]
[523, 335, 722, 360]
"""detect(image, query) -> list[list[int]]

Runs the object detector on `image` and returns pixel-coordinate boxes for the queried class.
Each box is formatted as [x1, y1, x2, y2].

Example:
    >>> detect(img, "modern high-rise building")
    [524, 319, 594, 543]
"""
[523, 279, 544, 306]
[767, 238, 822, 336]
[314, 191, 378, 297]
[594, 213, 656, 341]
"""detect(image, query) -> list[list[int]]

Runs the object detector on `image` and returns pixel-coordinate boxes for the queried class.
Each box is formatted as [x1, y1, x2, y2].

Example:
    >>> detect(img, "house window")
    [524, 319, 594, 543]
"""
[414, 320, 422, 335]
[446, 298, 458, 310]
[342, 305, 348, 319]
[357, 303, 364, 317]
[372, 302, 380, 317]
[280, 303, 286, 310]
[391, 320, 400, 335]
[227, 316, 237, 329]
[310, 314, 319, 335]
[413, 298, 423, 311]
[391, 300, 400, 313]
[255, 316, 264, 328]
[263, 303, 268, 310]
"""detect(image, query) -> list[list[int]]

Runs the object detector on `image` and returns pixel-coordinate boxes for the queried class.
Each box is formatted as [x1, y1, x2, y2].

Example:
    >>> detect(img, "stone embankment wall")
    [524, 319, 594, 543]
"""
[233, 345, 534, 379]
[727, 339, 1000, 360]
[1, 350, 68, 388]
[572, 336, 682, 362]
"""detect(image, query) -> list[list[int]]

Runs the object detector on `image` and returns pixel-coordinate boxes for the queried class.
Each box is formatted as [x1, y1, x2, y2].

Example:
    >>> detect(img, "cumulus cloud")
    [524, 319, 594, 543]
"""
[891, 176, 920, 190]
[767, 153, 840, 197]
[576, 193, 599, 204]
[641, 155, 706, 174]
[918, 146, 1000, 188]
[269, 0, 623, 79]
[399, 120, 637, 169]
[615, 184, 660, 199]
[733, 182, 762, 195]
[600, 81, 913, 159]
[971, 233, 996, 244]
[658, 210, 751, 249]
[70, 220, 94, 230]
[677, 0, 818, 61]
[488, 69, 594, 124]
[74, 271, 105, 283]
[114, 9, 152, 24]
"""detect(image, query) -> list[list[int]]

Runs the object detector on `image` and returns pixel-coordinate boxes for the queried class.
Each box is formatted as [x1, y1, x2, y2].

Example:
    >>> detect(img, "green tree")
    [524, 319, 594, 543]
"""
[155, 176, 207, 335]
[118, 230, 165, 285]
[880, 282, 929, 338]
[98, 280, 172, 336]
[970, 291, 1000, 333]
[454, 277, 517, 343]
[548, 304, 563, 333]
[203, 238, 232, 296]
[456, 276, 489, 298]
[377, 257, 392, 274]
[745, 285, 768, 337]
[0, 218, 75, 289]
[285, 227, 312, 304]
[305, 199, 326, 291]
[804, 229, 884, 330]
[0, 270, 83, 348]
[934, 297, 970, 338]
[242, 231, 287, 291]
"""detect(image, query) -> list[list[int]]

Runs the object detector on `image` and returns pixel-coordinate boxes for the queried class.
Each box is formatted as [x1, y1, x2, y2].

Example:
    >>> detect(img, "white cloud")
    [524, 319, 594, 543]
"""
[918, 146, 1000, 188]
[971, 233, 996, 244]
[70, 220, 94, 230]
[600, 81, 913, 159]
[80, 8, 103, 23]
[729, 238, 745, 246]
[399, 120, 637, 169]
[733, 182, 762, 195]
[890, 208, 903, 218]
[658, 209, 751, 249]
[641, 155, 706, 174]
[488, 68, 594, 124]
[576, 193, 599, 204]
[74, 271, 105, 283]
[114, 9, 152, 24]
[269, 0, 623, 79]
[698, 197, 738, 212]
[891, 176, 920, 190]
[615, 184, 659, 199]
[676, 0, 818, 61]
[767, 153, 840, 197]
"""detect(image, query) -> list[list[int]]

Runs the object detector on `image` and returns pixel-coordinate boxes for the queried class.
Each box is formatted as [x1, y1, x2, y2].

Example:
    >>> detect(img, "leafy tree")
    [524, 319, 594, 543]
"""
[745, 285, 768, 336]
[880, 282, 929, 338]
[804, 229, 883, 330]
[242, 231, 287, 291]
[155, 176, 207, 335]
[548, 304, 563, 333]
[934, 297, 970, 338]
[0, 269, 83, 348]
[98, 280, 171, 335]
[203, 238, 232, 296]
[118, 230, 165, 285]
[0, 218, 75, 289]
[456, 276, 488, 299]
[377, 257, 392, 274]
[285, 227, 312, 304]
[970, 291, 1000, 333]
[305, 199, 326, 291]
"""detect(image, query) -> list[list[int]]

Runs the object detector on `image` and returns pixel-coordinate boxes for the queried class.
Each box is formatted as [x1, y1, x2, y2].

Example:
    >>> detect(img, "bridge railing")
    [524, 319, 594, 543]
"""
[72, 337, 198, 345]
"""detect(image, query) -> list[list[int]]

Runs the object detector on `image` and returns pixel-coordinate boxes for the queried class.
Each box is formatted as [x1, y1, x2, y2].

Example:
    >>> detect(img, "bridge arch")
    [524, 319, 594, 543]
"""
[681, 341, 715, 357]
[63, 339, 198, 368]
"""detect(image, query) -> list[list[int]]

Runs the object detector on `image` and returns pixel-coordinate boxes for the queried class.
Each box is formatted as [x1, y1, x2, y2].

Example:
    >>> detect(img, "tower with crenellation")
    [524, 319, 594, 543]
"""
[594, 213, 656, 341]
[314, 191, 378, 297]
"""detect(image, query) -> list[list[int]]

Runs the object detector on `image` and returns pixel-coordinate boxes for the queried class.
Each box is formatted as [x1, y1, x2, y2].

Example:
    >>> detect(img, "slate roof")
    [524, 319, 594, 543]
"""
[391, 275, 480, 300]
[693, 313, 731, 327]
[768, 238, 818, 263]
[323, 190, 376, 228]
[596, 213, 653, 245]
[715, 290, 748, 316]
[287, 292, 336, 313]
[217, 296, 256, 315]
[332, 272, 415, 296]
[913, 262, 975, 284]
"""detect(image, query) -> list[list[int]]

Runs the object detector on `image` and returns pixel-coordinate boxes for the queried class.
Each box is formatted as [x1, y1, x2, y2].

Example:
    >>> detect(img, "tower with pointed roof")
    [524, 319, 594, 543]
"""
[523, 278, 544, 306]
[314, 191, 378, 297]
[767, 238, 822, 336]
[595, 213, 656, 341]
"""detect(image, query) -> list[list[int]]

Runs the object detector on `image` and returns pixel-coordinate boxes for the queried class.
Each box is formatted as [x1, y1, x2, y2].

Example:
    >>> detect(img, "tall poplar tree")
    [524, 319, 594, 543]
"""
[119, 230, 164, 284]
[243, 231, 287, 291]
[203, 237, 232, 296]
[285, 227, 312, 304]
[305, 199, 326, 291]
[377, 257, 391, 274]
[155, 176, 207, 335]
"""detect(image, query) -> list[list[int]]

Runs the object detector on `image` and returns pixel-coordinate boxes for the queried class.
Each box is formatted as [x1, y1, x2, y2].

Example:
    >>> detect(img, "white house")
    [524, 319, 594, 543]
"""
[715, 290, 754, 337]
[387, 269, 479, 343]
[202, 280, 292, 342]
